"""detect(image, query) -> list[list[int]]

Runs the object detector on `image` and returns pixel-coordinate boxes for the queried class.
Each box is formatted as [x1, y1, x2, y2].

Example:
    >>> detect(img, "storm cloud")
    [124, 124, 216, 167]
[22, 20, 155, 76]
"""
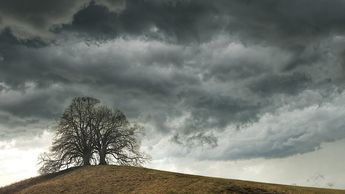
[1, 0, 345, 173]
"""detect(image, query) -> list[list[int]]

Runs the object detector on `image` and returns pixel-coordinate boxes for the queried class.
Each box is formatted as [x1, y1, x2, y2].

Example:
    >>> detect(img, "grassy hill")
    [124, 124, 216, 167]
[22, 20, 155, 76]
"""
[0, 165, 344, 194]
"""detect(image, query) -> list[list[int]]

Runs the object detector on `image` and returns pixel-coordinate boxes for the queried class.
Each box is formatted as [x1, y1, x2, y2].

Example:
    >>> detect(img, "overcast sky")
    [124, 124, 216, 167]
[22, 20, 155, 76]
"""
[1, 0, 345, 189]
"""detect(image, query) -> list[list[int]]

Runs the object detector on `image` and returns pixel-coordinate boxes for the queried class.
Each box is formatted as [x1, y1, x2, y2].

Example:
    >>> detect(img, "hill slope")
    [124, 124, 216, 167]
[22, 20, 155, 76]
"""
[0, 165, 343, 194]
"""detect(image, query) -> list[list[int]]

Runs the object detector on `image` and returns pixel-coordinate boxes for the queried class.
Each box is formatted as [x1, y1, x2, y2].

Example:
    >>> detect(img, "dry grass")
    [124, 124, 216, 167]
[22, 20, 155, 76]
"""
[0, 165, 344, 194]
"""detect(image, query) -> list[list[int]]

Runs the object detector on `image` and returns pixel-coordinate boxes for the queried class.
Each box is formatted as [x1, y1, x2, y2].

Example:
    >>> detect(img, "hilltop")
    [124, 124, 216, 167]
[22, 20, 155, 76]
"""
[0, 165, 343, 194]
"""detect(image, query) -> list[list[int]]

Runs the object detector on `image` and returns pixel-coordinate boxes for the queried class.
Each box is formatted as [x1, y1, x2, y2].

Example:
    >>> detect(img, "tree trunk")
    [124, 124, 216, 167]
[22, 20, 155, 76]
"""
[83, 155, 91, 166]
[99, 150, 107, 165]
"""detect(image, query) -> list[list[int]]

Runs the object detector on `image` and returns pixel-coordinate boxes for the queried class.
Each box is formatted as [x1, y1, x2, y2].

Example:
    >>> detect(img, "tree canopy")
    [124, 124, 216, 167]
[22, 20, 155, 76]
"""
[39, 97, 147, 174]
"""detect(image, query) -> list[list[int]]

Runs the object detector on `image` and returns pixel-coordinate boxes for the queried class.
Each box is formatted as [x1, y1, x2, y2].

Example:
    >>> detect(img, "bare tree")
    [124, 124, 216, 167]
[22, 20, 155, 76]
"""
[92, 106, 147, 165]
[39, 96, 148, 174]
[38, 153, 65, 174]
[39, 97, 100, 174]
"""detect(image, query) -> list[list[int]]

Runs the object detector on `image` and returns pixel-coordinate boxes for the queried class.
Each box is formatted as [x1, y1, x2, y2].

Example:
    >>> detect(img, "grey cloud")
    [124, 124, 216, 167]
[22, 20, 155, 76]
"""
[54, 0, 345, 47]
[0, 39, 199, 90]
[157, 89, 345, 160]
[0, 0, 89, 40]
[218, 0, 345, 47]
[1, 0, 345, 47]
[171, 132, 218, 148]
[0, 0, 124, 41]
[0, 40, 198, 137]
[0, 83, 83, 123]
[0, 91, 67, 119]
[0, 112, 52, 140]
[61, 2, 119, 40]
[1, 0, 345, 161]
[249, 73, 311, 96]
[220, 91, 345, 160]
[0, 28, 46, 48]
[60, 0, 219, 43]
[0, 36, 343, 143]
[179, 89, 261, 132]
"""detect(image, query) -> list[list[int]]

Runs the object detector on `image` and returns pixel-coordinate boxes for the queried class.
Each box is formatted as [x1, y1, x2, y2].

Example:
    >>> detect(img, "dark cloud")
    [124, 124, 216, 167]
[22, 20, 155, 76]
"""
[179, 89, 261, 131]
[0, 28, 46, 48]
[1, 0, 345, 161]
[1, 0, 345, 46]
[0, 0, 125, 40]
[171, 132, 218, 148]
[61, 2, 119, 39]
[215, 0, 345, 49]
[53, 0, 345, 47]
[0, 0, 88, 40]
[60, 0, 220, 43]
[249, 73, 311, 96]
[0, 88, 73, 119]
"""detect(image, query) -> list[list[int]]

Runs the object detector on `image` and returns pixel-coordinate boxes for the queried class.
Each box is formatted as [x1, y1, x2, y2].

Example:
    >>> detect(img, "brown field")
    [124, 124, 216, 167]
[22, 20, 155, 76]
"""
[0, 165, 344, 194]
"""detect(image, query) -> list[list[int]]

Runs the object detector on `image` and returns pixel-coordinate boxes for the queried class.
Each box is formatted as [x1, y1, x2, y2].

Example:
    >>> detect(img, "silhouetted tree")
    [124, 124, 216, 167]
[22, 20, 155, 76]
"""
[92, 106, 146, 165]
[39, 96, 147, 174]
[39, 97, 99, 174]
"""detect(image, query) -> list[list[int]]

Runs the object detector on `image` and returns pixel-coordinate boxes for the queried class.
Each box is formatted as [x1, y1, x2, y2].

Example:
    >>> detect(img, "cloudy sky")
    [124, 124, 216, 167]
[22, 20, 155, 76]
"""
[1, 0, 345, 189]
